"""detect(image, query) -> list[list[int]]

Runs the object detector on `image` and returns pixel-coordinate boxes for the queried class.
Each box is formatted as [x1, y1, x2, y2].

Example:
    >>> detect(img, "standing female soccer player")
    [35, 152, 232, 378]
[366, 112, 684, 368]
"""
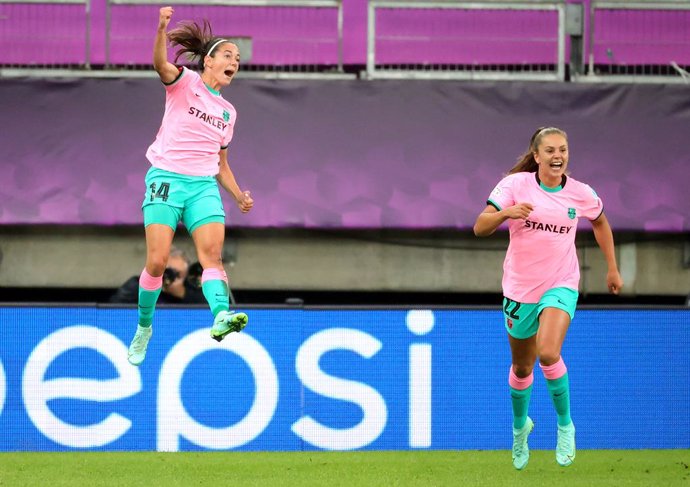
[473, 127, 623, 469]
[127, 6, 253, 366]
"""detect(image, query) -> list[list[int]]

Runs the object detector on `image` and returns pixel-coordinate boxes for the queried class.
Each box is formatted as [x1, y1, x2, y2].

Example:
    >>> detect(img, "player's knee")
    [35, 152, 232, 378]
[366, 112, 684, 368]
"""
[538, 350, 561, 366]
[146, 255, 168, 276]
[197, 248, 223, 267]
[511, 364, 534, 378]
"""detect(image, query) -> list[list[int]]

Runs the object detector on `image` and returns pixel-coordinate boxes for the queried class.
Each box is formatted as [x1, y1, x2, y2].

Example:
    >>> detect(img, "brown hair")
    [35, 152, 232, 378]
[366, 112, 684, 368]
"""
[167, 19, 227, 71]
[508, 126, 568, 175]
[168, 245, 190, 265]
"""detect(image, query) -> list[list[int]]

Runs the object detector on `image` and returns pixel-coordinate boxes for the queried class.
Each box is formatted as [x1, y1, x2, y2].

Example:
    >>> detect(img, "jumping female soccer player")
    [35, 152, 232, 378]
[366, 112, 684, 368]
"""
[128, 6, 253, 366]
[474, 127, 623, 469]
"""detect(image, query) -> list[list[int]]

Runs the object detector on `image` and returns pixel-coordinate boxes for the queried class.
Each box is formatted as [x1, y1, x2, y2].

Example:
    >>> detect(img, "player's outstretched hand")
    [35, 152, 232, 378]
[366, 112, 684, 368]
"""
[159, 6, 174, 30]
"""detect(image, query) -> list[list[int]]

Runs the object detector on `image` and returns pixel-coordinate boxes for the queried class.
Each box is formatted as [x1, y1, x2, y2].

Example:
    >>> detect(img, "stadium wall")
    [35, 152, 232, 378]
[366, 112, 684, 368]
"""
[0, 306, 688, 451]
[1, 226, 688, 299]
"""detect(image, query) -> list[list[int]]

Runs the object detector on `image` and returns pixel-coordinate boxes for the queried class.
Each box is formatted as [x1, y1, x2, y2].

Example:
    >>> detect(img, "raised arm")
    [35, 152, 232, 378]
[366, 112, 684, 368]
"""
[591, 212, 624, 294]
[153, 6, 180, 83]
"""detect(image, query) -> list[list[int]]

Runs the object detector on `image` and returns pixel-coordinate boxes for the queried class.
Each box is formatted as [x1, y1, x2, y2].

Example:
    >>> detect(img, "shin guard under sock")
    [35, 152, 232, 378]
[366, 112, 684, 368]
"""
[201, 268, 230, 317]
[509, 367, 534, 430]
[138, 269, 163, 328]
[541, 357, 572, 426]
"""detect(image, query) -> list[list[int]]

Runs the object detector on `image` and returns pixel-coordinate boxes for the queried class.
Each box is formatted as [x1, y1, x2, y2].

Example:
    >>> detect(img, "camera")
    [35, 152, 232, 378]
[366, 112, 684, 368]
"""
[163, 267, 180, 286]
[186, 262, 203, 288]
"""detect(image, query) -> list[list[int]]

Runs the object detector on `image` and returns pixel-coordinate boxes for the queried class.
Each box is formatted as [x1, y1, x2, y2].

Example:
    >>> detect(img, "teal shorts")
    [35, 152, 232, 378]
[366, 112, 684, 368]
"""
[503, 287, 578, 339]
[141, 167, 225, 234]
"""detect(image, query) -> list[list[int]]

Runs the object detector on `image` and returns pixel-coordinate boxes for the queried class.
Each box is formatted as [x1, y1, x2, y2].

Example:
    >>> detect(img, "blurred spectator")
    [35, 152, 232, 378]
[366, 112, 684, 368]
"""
[110, 246, 205, 304]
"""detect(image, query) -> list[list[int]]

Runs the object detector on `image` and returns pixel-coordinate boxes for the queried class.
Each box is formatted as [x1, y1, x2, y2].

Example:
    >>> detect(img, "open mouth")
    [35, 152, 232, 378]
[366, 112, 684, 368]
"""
[549, 161, 563, 169]
[224, 69, 235, 78]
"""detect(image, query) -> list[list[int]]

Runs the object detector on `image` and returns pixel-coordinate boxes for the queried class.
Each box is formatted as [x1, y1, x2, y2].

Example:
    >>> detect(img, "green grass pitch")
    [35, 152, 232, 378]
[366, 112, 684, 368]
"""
[0, 450, 688, 486]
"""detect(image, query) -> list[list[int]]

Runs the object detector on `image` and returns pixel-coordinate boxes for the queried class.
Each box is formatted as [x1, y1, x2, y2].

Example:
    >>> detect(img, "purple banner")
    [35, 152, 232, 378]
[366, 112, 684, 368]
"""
[1, 78, 688, 231]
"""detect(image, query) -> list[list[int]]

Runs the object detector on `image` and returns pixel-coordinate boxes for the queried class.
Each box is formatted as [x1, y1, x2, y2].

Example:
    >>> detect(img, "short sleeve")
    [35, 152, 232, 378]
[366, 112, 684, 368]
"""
[164, 66, 192, 93]
[487, 175, 516, 211]
[221, 114, 235, 149]
[580, 184, 604, 221]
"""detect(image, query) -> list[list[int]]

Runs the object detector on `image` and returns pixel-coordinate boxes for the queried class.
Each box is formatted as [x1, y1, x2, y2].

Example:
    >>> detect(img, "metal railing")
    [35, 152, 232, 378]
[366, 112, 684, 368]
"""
[365, 0, 567, 81]
[577, 0, 690, 84]
[0, 0, 345, 78]
[2, 0, 690, 83]
[0, 0, 91, 68]
[105, 0, 344, 74]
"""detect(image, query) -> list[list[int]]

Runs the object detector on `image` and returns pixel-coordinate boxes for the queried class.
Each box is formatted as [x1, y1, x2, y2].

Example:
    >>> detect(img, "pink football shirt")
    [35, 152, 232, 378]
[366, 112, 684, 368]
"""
[146, 67, 236, 177]
[487, 171, 603, 303]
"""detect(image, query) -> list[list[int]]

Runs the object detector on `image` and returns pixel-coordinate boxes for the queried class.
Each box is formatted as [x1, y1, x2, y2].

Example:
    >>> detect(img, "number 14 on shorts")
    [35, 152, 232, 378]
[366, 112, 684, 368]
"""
[150, 182, 170, 202]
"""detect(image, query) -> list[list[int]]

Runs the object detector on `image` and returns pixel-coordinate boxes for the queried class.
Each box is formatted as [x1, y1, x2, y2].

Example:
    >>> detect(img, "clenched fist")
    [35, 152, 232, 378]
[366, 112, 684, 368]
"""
[159, 6, 174, 30]
[238, 191, 254, 213]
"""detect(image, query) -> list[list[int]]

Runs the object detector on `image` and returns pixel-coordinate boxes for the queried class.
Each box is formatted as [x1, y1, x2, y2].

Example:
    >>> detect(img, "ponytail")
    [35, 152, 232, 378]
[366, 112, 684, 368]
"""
[167, 19, 227, 71]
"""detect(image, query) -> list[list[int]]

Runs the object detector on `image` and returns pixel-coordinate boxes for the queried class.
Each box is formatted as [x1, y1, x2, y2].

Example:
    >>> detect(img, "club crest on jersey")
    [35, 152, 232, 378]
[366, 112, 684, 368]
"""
[568, 208, 576, 219]
[223, 110, 230, 122]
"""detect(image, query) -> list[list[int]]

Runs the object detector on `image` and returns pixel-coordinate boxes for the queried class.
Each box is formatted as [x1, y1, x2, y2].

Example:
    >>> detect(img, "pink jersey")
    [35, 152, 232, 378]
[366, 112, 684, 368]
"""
[487, 171, 603, 303]
[146, 67, 236, 177]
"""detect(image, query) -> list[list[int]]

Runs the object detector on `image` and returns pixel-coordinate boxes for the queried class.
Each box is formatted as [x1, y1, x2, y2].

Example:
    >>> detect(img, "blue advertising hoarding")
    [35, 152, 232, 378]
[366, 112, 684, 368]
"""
[0, 306, 688, 451]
